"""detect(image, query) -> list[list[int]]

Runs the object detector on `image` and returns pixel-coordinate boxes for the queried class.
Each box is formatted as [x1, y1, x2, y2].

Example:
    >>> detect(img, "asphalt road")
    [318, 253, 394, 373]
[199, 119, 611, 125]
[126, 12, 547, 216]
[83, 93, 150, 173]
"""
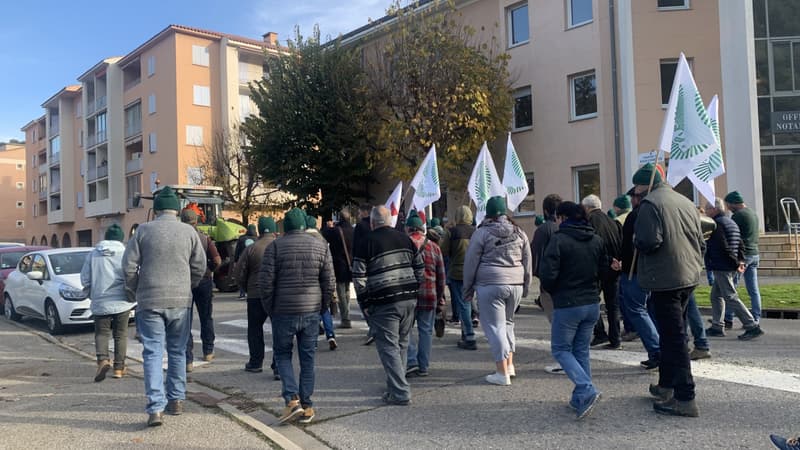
[6, 289, 800, 449]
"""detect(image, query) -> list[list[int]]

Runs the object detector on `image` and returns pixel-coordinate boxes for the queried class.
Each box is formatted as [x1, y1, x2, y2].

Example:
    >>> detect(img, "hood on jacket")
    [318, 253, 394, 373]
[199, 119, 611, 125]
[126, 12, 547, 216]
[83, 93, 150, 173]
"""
[95, 240, 126, 256]
[558, 223, 596, 242]
[455, 206, 473, 225]
[482, 216, 516, 238]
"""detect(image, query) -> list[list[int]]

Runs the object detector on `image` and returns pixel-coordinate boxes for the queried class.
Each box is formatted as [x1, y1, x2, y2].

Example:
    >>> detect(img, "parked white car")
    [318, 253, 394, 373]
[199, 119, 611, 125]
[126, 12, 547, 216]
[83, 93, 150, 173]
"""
[4, 248, 97, 334]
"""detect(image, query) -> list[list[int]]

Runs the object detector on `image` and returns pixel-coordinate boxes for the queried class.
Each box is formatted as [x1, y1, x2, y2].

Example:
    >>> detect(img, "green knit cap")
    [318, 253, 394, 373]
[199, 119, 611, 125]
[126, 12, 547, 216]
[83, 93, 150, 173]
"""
[534, 215, 545, 226]
[258, 216, 276, 235]
[306, 215, 317, 229]
[283, 208, 306, 232]
[406, 210, 424, 229]
[247, 224, 257, 235]
[724, 191, 744, 204]
[104, 224, 124, 242]
[485, 196, 507, 218]
[154, 186, 181, 211]
[431, 218, 441, 228]
[632, 163, 662, 186]
[613, 195, 632, 210]
[607, 208, 617, 219]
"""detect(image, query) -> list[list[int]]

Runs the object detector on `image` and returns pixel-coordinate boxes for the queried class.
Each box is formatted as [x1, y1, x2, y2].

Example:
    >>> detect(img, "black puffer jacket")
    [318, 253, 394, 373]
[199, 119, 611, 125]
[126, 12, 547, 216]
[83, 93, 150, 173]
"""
[539, 222, 607, 309]
[322, 219, 354, 282]
[705, 213, 744, 272]
[259, 230, 335, 315]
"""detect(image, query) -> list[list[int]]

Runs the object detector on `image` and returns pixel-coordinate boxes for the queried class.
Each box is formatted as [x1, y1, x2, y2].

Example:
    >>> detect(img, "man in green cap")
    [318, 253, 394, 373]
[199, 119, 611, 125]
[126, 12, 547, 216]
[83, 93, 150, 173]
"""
[123, 186, 207, 427]
[613, 194, 632, 225]
[632, 163, 704, 418]
[723, 191, 762, 324]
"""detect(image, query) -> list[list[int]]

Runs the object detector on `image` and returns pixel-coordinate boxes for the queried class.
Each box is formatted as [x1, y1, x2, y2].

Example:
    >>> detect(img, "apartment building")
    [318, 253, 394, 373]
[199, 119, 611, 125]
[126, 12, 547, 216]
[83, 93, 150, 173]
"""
[22, 25, 281, 246]
[344, 0, 772, 230]
[0, 142, 27, 242]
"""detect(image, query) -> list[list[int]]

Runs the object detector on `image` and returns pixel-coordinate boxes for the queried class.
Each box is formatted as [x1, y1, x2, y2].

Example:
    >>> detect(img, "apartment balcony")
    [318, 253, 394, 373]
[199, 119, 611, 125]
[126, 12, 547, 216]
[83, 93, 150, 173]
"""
[125, 122, 142, 140]
[87, 165, 108, 181]
[39, 164, 48, 175]
[38, 190, 47, 200]
[86, 131, 107, 148]
[49, 184, 61, 194]
[126, 158, 142, 174]
[86, 96, 107, 116]
[126, 197, 143, 209]
[49, 123, 60, 137]
[49, 152, 60, 165]
[97, 165, 108, 179]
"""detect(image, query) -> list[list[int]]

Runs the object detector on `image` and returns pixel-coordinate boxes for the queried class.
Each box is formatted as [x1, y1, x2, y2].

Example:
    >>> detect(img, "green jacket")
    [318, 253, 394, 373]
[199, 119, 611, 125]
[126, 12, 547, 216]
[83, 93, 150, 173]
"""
[440, 206, 474, 281]
[731, 207, 759, 256]
[633, 184, 705, 292]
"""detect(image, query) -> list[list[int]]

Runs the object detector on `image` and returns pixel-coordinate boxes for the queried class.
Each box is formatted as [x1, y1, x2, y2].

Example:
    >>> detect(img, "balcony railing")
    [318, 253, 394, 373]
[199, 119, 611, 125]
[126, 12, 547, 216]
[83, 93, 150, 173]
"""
[50, 184, 61, 194]
[86, 99, 96, 115]
[126, 158, 142, 173]
[86, 131, 107, 148]
[126, 197, 143, 209]
[97, 165, 108, 179]
[49, 152, 60, 164]
[38, 190, 47, 200]
[49, 123, 59, 136]
[87, 167, 96, 181]
[125, 122, 142, 139]
[96, 96, 107, 111]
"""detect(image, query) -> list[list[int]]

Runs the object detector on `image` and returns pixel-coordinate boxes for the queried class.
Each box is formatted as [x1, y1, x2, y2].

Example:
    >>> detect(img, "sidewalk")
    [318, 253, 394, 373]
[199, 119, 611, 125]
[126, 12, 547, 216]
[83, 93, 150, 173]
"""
[0, 319, 270, 450]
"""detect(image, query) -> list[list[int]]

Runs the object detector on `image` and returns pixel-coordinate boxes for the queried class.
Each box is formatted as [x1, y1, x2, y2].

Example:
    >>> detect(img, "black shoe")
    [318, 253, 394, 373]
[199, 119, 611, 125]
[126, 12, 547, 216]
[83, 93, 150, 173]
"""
[381, 392, 410, 406]
[706, 326, 725, 337]
[447, 317, 460, 324]
[165, 399, 184, 416]
[273, 373, 281, 381]
[406, 365, 419, 376]
[640, 358, 659, 370]
[457, 339, 477, 350]
[601, 343, 622, 350]
[590, 336, 609, 347]
[649, 383, 674, 401]
[363, 335, 375, 346]
[147, 412, 163, 427]
[738, 326, 764, 341]
[724, 320, 733, 330]
[653, 398, 699, 417]
[244, 363, 263, 373]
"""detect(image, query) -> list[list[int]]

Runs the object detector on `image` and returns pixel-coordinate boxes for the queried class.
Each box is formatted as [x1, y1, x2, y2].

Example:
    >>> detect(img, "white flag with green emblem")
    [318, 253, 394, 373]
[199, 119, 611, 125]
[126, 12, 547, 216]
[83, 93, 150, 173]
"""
[410, 145, 441, 211]
[468, 142, 505, 223]
[659, 53, 719, 187]
[688, 95, 725, 203]
[502, 133, 529, 212]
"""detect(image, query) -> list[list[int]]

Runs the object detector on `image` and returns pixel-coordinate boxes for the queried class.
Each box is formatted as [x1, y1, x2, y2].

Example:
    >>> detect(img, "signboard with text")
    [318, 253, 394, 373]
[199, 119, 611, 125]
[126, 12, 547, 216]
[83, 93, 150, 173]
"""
[771, 111, 800, 134]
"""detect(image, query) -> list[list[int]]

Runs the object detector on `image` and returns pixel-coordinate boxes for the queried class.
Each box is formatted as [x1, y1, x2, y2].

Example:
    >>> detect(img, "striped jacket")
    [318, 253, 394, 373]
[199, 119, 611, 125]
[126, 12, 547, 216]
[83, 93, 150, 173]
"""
[352, 226, 424, 309]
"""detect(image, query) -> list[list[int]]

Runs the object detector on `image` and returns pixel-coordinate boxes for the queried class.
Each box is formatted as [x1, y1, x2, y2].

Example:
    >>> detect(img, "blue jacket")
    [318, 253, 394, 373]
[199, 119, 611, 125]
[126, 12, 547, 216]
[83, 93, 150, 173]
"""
[705, 213, 744, 272]
[81, 240, 134, 316]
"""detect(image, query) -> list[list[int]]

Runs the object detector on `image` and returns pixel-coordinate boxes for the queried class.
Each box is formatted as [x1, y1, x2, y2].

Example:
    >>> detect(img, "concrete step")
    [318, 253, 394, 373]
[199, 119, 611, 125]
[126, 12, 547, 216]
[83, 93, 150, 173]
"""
[758, 267, 800, 276]
[760, 243, 798, 252]
[760, 250, 799, 259]
[757, 258, 800, 268]
[759, 234, 795, 243]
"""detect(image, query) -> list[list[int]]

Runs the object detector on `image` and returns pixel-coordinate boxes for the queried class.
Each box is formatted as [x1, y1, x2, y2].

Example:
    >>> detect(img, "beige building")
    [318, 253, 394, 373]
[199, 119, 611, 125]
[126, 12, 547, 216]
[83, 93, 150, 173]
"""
[22, 25, 282, 246]
[0, 142, 27, 242]
[343, 0, 769, 231]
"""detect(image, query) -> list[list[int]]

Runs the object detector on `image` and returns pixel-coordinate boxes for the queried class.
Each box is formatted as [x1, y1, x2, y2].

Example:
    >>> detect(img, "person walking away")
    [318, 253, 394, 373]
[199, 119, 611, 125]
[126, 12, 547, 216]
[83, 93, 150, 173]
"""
[704, 198, 764, 340]
[323, 210, 355, 329]
[613, 195, 632, 226]
[530, 194, 565, 374]
[307, 216, 337, 350]
[632, 163, 703, 417]
[405, 211, 446, 377]
[353, 203, 375, 345]
[82, 224, 134, 382]
[612, 194, 637, 340]
[181, 209, 221, 372]
[352, 206, 424, 405]
[440, 206, 477, 349]
[123, 186, 207, 427]
[724, 191, 763, 325]
[685, 212, 718, 361]
[539, 201, 606, 419]
[463, 196, 532, 386]
[260, 208, 335, 425]
[582, 194, 624, 350]
[235, 216, 279, 375]
[235, 225, 258, 299]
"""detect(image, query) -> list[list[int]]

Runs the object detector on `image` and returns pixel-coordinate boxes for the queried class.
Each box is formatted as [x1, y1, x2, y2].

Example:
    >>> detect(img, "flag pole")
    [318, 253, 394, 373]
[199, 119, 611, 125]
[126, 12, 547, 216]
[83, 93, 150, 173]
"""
[628, 149, 663, 280]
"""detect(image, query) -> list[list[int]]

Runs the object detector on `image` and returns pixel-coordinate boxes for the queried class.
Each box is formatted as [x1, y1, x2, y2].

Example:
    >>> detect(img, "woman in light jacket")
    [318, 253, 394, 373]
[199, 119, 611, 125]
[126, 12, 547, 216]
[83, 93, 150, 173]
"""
[81, 224, 135, 382]
[463, 196, 531, 386]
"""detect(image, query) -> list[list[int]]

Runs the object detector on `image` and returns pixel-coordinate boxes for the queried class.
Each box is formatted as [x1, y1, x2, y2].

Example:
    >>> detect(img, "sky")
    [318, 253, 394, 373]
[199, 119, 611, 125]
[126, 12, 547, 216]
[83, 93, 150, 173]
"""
[0, 0, 393, 143]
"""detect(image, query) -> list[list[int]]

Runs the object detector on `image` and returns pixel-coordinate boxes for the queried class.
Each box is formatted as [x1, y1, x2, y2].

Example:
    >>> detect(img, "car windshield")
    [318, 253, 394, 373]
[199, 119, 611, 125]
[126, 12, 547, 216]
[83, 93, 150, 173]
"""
[0, 251, 28, 269]
[49, 252, 90, 275]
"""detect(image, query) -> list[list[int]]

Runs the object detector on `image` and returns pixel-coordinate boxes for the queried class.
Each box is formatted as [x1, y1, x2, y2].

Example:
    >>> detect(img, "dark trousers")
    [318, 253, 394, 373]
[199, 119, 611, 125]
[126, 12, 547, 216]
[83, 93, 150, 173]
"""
[652, 287, 696, 401]
[247, 296, 268, 366]
[186, 278, 215, 363]
[594, 274, 621, 346]
[94, 310, 131, 370]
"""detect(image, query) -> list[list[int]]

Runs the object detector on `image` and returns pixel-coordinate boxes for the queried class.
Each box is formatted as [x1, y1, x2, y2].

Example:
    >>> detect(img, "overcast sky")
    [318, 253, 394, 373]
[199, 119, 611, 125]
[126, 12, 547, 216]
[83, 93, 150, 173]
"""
[0, 0, 393, 142]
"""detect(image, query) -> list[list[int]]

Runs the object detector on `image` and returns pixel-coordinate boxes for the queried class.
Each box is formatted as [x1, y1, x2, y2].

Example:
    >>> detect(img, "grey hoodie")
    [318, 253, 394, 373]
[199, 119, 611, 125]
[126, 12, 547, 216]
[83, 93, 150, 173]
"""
[81, 240, 133, 316]
[462, 216, 531, 300]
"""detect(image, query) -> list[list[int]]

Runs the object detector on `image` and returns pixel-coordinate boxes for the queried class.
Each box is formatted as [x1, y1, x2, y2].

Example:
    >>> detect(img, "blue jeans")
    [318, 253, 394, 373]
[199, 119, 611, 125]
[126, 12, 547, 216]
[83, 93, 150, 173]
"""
[551, 303, 600, 410]
[620, 276, 660, 358]
[321, 309, 335, 340]
[727, 254, 762, 323]
[618, 283, 635, 335]
[271, 313, 320, 406]
[686, 293, 709, 350]
[407, 308, 435, 372]
[449, 280, 474, 341]
[136, 307, 191, 414]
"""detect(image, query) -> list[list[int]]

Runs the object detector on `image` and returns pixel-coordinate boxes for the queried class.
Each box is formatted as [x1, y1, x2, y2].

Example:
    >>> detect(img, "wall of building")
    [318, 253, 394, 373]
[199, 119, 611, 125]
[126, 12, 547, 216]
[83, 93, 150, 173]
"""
[0, 143, 28, 242]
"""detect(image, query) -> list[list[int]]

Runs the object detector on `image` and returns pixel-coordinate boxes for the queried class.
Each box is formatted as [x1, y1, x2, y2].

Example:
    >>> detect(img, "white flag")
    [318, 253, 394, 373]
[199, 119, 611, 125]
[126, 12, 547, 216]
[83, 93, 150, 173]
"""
[502, 133, 528, 212]
[468, 142, 505, 223]
[659, 53, 719, 186]
[688, 95, 726, 203]
[384, 181, 403, 228]
[410, 145, 441, 211]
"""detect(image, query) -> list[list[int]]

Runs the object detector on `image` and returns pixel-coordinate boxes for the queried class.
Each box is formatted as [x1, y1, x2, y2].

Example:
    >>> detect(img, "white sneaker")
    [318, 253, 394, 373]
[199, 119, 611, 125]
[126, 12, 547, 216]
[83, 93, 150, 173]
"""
[508, 364, 516, 378]
[485, 372, 511, 386]
[545, 364, 565, 374]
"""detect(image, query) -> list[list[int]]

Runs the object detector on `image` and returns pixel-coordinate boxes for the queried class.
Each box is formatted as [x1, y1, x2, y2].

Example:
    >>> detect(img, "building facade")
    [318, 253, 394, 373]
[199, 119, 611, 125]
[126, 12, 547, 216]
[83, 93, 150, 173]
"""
[22, 25, 281, 246]
[0, 142, 28, 242]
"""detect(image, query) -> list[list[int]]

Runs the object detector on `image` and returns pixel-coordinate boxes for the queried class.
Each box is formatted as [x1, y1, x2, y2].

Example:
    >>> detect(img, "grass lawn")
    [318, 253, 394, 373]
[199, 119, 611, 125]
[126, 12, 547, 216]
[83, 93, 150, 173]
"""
[693, 283, 800, 310]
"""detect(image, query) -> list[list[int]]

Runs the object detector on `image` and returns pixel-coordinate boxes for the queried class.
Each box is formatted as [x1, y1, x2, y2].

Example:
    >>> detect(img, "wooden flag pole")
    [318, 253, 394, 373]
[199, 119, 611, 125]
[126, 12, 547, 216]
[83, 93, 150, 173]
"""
[628, 149, 663, 281]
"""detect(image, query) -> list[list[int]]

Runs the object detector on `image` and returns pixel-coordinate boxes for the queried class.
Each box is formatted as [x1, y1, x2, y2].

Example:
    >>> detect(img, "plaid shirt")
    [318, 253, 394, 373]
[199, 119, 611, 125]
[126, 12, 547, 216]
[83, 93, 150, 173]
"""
[409, 231, 446, 311]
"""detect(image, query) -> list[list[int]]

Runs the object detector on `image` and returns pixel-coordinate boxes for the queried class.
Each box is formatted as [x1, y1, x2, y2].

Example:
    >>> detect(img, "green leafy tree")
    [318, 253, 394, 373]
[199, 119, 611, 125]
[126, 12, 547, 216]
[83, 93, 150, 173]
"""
[244, 26, 375, 216]
[363, 0, 513, 191]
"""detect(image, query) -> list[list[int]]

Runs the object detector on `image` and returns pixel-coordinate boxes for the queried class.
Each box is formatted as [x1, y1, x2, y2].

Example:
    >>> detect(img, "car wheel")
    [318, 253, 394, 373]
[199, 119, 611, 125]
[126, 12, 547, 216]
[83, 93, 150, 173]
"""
[4, 295, 20, 321]
[45, 300, 64, 335]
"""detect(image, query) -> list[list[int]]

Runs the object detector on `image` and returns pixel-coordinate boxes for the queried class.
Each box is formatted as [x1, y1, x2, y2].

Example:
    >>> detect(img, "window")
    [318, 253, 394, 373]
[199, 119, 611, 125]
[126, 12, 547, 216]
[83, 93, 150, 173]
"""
[659, 58, 695, 105]
[15, 220, 23, 229]
[568, 0, 593, 28]
[186, 126, 203, 146]
[771, 41, 800, 93]
[657, 0, 689, 9]
[240, 94, 253, 118]
[16, 201, 23, 208]
[148, 94, 156, 114]
[193, 85, 211, 106]
[768, 0, 800, 38]
[77, 191, 83, 208]
[124, 102, 142, 137]
[149, 132, 157, 153]
[574, 165, 600, 201]
[192, 45, 210, 66]
[507, 3, 529, 47]
[127, 174, 143, 209]
[15, 182, 23, 190]
[147, 55, 156, 77]
[150, 172, 158, 193]
[517, 172, 536, 214]
[569, 71, 598, 120]
[187, 167, 203, 185]
[512, 87, 533, 130]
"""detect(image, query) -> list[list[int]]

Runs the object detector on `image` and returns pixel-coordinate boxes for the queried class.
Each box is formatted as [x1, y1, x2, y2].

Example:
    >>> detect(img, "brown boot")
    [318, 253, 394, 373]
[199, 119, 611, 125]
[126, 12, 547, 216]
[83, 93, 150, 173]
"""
[112, 367, 127, 379]
[94, 360, 111, 382]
